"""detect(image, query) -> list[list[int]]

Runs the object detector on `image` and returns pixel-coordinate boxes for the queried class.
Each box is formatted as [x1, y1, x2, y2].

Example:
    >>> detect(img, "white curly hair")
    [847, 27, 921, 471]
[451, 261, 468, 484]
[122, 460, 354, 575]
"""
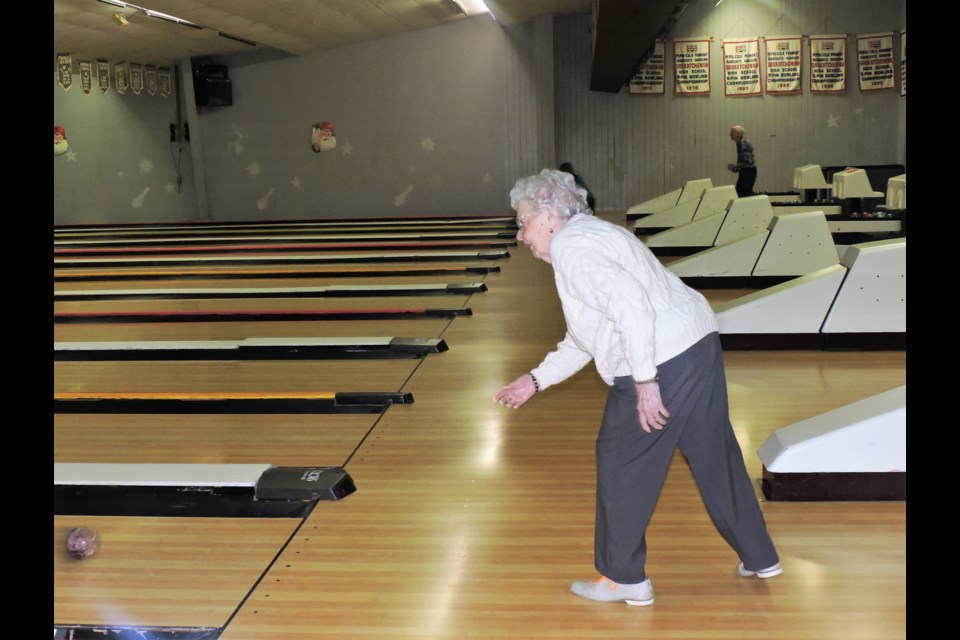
[509, 169, 593, 219]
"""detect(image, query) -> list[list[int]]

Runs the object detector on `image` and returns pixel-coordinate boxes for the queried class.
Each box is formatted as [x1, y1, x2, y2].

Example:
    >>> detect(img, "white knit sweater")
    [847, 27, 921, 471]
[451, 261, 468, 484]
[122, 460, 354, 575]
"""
[530, 214, 719, 390]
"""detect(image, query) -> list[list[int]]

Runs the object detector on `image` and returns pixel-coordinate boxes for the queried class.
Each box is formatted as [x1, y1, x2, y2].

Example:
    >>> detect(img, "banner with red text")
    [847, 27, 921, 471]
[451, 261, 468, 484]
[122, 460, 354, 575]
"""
[674, 38, 711, 95]
[723, 38, 761, 96]
[900, 30, 906, 96]
[764, 36, 802, 94]
[857, 32, 895, 91]
[810, 35, 846, 93]
[629, 40, 665, 95]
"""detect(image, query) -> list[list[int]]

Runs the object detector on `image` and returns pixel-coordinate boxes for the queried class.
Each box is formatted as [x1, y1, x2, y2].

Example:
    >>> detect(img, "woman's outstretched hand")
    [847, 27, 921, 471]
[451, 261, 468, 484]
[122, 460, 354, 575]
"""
[494, 374, 537, 409]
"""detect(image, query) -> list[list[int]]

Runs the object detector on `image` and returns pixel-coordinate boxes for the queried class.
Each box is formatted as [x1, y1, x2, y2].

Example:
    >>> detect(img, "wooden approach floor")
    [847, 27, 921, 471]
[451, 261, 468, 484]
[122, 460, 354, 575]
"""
[53, 215, 907, 639]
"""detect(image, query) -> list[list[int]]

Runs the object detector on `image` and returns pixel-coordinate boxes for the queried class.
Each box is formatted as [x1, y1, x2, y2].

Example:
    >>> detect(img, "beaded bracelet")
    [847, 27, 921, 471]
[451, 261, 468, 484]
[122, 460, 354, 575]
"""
[635, 375, 659, 385]
[529, 372, 541, 393]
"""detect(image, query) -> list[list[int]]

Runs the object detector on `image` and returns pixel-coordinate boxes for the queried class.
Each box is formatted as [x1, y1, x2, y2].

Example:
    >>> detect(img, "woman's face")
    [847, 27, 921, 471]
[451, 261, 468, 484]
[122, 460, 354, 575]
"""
[515, 200, 556, 263]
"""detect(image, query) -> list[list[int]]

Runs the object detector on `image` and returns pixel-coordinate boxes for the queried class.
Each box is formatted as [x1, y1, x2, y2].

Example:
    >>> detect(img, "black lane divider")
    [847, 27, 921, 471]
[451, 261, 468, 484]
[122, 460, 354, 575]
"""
[54, 466, 356, 518]
[53, 391, 414, 415]
[54, 282, 487, 301]
[54, 337, 449, 361]
[53, 624, 221, 639]
[54, 307, 472, 323]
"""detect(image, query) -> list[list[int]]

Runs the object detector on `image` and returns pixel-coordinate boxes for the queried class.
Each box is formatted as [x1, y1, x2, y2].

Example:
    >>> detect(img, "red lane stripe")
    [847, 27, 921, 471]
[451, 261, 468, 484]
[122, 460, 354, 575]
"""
[54, 308, 428, 318]
[53, 241, 497, 255]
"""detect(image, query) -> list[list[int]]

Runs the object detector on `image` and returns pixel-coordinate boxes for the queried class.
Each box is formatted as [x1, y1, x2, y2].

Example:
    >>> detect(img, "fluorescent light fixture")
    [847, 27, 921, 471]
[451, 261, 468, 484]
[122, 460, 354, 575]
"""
[144, 9, 202, 29]
[219, 32, 256, 47]
[453, 0, 491, 16]
[97, 1, 202, 30]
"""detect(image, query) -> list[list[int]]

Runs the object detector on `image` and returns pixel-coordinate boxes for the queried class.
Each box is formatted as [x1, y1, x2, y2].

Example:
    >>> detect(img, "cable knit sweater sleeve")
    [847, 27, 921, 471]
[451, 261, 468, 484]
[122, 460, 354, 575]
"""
[529, 330, 593, 391]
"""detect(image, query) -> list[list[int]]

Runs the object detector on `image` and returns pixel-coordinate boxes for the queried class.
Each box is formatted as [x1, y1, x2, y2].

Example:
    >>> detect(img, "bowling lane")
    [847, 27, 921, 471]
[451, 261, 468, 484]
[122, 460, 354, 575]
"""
[54, 294, 473, 313]
[55, 414, 375, 466]
[54, 359, 420, 394]
[53, 292, 472, 341]
[54, 516, 300, 628]
[53, 318, 457, 342]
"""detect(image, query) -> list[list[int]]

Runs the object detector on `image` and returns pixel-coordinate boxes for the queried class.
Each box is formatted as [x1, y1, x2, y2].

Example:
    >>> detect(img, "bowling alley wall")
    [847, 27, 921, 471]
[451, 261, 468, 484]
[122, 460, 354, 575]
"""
[54, 0, 905, 225]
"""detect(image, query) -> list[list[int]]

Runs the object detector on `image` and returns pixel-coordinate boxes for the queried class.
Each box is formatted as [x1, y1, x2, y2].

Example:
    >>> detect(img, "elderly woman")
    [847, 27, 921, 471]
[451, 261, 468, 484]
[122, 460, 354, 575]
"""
[494, 169, 780, 606]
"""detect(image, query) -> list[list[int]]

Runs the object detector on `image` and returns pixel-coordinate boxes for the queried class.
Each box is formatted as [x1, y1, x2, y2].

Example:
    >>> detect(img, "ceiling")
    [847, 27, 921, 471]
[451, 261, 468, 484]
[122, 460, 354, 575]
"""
[54, 0, 688, 92]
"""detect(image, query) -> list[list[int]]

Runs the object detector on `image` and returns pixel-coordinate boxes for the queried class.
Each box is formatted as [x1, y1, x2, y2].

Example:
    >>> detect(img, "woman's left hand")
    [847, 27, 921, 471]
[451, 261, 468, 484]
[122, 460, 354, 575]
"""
[636, 381, 669, 433]
[493, 374, 537, 409]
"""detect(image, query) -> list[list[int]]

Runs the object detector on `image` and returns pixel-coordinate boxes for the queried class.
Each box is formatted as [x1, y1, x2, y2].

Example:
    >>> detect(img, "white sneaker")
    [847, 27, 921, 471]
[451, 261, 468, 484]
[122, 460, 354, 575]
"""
[737, 561, 783, 579]
[570, 576, 654, 606]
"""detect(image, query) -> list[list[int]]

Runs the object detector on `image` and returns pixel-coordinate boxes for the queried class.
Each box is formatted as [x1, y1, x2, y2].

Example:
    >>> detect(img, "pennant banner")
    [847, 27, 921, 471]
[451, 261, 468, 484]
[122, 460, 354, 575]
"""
[79, 60, 93, 95]
[129, 63, 144, 95]
[57, 53, 73, 91]
[674, 38, 711, 95]
[857, 32, 895, 92]
[764, 36, 802, 94]
[810, 35, 846, 93]
[97, 59, 111, 94]
[723, 38, 761, 96]
[114, 61, 128, 95]
[900, 30, 906, 97]
[145, 65, 158, 96]
[159, 67, 172, 98]
[629, 40, 665, 95]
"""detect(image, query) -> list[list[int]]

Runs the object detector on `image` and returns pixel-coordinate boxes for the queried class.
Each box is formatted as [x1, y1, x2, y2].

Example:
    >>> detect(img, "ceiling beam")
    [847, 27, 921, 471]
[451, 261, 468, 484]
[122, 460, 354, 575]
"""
[589, 0, 688, 93]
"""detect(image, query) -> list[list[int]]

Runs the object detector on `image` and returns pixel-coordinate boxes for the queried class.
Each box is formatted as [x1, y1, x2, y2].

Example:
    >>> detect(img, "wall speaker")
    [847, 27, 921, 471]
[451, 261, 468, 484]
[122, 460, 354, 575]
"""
[193, 64, 232, 107]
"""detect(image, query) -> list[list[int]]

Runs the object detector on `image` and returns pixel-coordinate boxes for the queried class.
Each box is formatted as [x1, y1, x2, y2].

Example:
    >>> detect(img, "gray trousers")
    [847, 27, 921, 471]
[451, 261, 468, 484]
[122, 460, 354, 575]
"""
[594, 332, 779, 583]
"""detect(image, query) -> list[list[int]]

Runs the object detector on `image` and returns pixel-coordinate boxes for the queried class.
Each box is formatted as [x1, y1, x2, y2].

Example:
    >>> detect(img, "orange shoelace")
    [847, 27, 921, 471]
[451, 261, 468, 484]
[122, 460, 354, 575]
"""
[591, 576, 618, 591]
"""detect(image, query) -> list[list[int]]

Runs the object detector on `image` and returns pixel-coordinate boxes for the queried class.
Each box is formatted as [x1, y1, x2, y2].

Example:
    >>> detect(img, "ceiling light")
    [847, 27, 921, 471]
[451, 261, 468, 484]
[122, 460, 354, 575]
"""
[113, 12, 129, 27]
[453, 0, 491, 16]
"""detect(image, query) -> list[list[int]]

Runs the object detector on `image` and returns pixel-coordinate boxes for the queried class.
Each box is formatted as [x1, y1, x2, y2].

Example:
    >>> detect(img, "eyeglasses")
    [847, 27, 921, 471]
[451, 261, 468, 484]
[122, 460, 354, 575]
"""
[516, 210, 542, 230]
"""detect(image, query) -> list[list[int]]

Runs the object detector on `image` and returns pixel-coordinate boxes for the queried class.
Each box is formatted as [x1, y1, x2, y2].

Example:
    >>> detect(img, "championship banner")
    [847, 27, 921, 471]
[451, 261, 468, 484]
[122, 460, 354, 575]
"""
[115, 61, 128, 95]
[900, 30, 906, 97]
[764, 36, 802, 94]
[857, 32, 895, 91]
[810, 35, 846, 93]
[722, 38, 761, 96]
[674, 38, 711, 95]
[129, 63, 144, 95]
[57, 53, 73, 90]
[97, 60, 111, 94]
[159, 67, 172, 98]
[79, 60, 93, 95]
[629, 40, 665, 95]
[145, 65, 158, 96]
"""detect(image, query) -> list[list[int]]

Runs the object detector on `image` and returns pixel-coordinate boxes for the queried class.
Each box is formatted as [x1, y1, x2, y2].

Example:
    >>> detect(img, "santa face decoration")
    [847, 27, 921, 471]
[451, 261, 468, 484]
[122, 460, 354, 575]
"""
[55, 125, 69, 156]
[311, 121, 336, 153]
